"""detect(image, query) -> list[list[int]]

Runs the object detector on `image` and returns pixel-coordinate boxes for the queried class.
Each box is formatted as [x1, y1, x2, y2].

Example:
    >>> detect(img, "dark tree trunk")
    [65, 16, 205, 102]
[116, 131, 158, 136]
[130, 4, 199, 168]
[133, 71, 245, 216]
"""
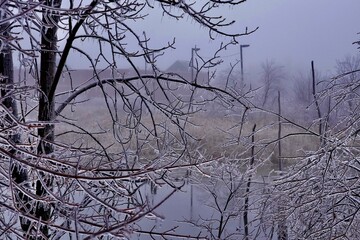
[33, 1, 61, 238]
[0, 7, 33, 235]
[38, 4, 60, 154]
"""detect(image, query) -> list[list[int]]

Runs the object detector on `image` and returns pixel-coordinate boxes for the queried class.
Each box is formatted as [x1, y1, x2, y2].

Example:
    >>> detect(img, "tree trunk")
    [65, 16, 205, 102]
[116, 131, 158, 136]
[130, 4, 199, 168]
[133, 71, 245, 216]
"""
[38, 5, 60, 154]
[33, 1, 61, 238]
[0, 6, 33, 235]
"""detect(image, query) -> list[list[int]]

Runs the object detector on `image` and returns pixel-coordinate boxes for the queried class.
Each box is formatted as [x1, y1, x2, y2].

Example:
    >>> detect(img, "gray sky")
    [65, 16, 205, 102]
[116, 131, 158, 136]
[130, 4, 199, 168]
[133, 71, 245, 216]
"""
[140, 0, 360, 75]
[65, 0, 360, 76]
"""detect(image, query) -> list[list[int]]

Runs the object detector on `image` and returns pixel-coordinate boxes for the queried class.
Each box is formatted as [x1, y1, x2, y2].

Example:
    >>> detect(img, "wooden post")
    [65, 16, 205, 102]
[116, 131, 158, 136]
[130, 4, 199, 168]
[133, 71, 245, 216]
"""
[277, 90, 288, 240]
[244, 124, 256, 240]
[278, 91, 282, 172]
[311, 61, 323, 144]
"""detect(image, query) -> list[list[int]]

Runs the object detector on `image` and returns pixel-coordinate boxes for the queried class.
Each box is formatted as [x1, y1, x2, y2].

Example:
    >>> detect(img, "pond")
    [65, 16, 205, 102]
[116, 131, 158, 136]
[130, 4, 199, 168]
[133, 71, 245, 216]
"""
[1, 164, 280, 239]
[135, 173, 275, 240]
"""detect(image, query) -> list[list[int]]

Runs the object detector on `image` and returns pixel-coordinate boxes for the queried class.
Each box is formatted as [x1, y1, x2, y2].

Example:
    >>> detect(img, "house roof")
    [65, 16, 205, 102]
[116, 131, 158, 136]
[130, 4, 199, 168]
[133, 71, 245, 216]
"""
[166, 60, 190, 73]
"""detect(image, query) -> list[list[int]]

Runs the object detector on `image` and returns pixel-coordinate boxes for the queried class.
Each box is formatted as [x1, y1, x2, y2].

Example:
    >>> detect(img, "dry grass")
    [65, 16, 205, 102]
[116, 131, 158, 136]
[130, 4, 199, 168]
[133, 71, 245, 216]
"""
[55, 98, 320, 171]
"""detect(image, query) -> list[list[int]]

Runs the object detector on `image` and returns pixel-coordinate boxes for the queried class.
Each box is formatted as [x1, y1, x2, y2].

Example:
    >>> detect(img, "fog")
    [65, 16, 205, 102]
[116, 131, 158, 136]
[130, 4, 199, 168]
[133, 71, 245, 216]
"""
[64, 0, 360, 75]
[3, 1, 360, 239]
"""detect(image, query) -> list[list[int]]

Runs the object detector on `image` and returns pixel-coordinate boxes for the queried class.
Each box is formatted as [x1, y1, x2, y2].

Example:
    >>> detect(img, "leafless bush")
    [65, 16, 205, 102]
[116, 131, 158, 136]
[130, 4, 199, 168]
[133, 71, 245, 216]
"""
[264, 67, 360, 239]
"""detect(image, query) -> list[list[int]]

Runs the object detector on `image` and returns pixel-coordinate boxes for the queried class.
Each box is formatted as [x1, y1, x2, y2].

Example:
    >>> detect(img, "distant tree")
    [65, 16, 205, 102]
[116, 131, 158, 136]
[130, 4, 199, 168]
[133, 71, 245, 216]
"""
[212, 61, 242, 91]
[260, 60, 286, 108]
[292, 66, 331, 124]
[293, 71, 312, 106]
[335, 54, 360, 113]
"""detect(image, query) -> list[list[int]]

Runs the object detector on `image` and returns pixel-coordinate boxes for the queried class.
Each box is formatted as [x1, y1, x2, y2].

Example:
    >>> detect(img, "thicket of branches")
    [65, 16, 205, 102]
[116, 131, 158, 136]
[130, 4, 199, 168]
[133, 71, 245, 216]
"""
[0, 0, 256, 239]
[0, 1, 359, 240]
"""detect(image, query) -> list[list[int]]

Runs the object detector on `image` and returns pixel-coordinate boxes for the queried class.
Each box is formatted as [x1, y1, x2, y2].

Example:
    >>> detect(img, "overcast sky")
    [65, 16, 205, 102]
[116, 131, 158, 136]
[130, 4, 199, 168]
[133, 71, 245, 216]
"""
[63, 0, 360, 77]
[136, 0, 360, 75]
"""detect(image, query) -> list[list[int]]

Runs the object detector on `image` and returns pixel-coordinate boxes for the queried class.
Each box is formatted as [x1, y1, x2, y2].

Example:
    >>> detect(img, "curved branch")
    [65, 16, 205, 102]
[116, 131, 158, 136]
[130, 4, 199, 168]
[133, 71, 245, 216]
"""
[48, 0, 99, 103]
[55, 74, 250, 117]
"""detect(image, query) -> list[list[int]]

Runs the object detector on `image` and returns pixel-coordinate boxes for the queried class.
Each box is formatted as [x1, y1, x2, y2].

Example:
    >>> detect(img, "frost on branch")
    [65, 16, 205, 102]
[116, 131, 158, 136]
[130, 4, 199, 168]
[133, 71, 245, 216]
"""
[262, 70, 360, 239]
[0, 102, 193, 239]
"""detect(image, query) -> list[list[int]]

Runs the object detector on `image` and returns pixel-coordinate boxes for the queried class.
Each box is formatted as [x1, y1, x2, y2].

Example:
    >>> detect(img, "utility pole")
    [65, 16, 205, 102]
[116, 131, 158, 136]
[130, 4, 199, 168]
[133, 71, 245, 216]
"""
[191, 45, 200, 83]
[240, 44, 250, 88]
